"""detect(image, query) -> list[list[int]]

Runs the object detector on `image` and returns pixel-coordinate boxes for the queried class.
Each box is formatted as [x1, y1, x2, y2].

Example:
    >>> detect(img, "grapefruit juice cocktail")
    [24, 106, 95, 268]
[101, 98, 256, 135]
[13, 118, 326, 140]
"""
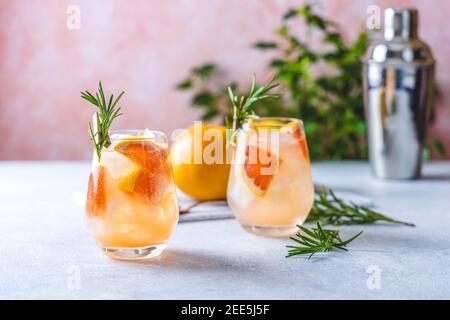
[86, 130, 178, 260]
[227, 118, 314, 237]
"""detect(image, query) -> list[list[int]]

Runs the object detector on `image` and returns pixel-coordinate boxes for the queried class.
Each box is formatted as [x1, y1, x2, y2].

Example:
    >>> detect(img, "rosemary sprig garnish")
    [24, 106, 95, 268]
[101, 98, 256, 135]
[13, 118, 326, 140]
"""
[308, 188, 415, 227]
[226, 74, 280, 145]
[286, 222, 363, 259]
[81, 81, 124, 162]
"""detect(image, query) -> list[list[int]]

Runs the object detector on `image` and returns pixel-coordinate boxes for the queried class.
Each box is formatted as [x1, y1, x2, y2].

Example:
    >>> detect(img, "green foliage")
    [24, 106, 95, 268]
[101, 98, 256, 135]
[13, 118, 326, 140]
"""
[177, 4, 445, 160]
[264, 5, 369, 160]
[177, 63, 232, 121]
[177, 4, 369, 160]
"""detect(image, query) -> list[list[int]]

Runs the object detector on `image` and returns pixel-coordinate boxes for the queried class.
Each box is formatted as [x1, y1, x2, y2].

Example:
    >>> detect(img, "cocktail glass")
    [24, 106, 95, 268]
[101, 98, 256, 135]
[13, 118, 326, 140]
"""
[85, 130, 179, 260]
[227, 118, 314, 237]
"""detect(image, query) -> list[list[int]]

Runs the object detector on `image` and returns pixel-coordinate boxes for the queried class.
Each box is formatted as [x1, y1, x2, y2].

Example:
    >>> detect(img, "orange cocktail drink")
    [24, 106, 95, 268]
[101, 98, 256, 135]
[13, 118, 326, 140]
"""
[227, 118, 314, 237]
[85, 130, 178, 259]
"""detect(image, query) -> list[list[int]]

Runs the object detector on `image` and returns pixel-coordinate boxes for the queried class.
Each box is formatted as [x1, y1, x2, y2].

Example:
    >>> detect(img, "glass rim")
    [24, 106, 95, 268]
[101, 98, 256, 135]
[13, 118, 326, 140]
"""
[109, 129, 167, 143]
[244, 117, 304, 128]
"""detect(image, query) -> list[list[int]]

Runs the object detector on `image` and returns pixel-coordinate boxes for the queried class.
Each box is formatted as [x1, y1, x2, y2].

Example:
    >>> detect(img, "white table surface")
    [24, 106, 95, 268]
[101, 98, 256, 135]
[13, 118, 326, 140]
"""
[1, 161, 449, 299]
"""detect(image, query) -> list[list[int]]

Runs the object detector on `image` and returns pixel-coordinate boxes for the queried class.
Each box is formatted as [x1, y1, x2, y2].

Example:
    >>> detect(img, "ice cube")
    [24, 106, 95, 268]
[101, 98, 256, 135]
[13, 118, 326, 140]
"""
[143, 128, 156, 139]
[100, 149, 141, 182]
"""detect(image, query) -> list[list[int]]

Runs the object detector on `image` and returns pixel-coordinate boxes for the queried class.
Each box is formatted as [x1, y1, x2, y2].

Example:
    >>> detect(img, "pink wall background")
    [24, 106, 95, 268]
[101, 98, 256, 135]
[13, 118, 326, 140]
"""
[1, 0, 449, 160]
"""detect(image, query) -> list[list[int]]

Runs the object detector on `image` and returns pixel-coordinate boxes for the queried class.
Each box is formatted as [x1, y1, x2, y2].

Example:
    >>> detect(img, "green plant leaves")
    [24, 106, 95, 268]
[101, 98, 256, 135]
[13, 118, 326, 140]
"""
[176, 79, 192, 90]
[175, 4, 445, 160]
[192, 63, 216, 79]
[254, 42, 277, 50]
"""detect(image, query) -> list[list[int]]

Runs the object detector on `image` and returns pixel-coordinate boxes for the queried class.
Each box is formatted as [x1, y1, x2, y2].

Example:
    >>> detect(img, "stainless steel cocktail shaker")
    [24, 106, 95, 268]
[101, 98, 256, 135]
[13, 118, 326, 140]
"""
[363, 8, 435, 179]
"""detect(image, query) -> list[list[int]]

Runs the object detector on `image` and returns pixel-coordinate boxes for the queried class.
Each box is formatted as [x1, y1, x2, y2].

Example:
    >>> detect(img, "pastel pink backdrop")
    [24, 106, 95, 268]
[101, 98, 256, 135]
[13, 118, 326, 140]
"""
[1, 0, 449, 159]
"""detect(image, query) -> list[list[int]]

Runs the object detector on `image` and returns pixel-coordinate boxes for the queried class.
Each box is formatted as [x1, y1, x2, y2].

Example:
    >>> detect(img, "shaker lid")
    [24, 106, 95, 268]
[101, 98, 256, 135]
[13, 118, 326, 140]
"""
[384, 8, 418, 41]
[364, 8, 434, 66]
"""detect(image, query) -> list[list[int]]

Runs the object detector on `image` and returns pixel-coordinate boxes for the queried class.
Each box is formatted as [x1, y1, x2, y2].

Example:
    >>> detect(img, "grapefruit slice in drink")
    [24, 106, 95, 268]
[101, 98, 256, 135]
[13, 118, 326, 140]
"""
[280, 122, 309, 159]
[114, 139, 170, 203]
[292, 126, 309, 159]
[242, 145, 279, 196]
[86, 166, 107, 216]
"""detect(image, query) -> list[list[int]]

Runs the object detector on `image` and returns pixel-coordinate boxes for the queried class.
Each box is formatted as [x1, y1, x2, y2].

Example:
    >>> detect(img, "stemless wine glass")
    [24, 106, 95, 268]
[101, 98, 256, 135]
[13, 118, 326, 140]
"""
[227, 117, 314, 237]
[85, 129, 179, 260]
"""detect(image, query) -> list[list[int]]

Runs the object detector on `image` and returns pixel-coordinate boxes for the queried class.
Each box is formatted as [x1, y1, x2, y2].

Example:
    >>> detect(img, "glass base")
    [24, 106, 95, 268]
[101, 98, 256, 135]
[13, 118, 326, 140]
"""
[102, 243, 167, 260]
[242, 225, 298, 237]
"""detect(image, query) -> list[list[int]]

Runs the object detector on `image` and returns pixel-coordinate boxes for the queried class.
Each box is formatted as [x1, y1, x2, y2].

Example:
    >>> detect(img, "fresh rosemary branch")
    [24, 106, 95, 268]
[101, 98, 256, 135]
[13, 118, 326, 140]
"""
[226, 74, 280, 144]
[81, 81, 124, 162]
[308, 188, 415, 227]
[286, 222, 363, 259]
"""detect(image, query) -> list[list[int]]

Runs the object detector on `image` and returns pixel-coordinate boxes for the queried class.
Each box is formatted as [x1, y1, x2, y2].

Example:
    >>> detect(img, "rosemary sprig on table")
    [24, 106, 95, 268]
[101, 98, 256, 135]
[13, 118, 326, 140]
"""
[226, 74, 280, 144]
[286, 188, 414, 258]
[81, 81, 124, 162]
[308, 188, 415, 227]
[286, 222, 363, 259]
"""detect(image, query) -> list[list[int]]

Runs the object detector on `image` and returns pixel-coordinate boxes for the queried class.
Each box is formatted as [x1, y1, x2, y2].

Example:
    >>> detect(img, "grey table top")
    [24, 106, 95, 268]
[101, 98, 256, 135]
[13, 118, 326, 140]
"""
[1, 161, 449, 299]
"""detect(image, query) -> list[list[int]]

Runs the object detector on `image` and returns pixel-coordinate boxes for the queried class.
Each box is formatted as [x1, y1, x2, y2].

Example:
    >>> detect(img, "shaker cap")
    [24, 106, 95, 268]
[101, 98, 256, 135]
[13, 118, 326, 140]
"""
[364, 8, 434, 66]
[384, 8, 418, 40]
